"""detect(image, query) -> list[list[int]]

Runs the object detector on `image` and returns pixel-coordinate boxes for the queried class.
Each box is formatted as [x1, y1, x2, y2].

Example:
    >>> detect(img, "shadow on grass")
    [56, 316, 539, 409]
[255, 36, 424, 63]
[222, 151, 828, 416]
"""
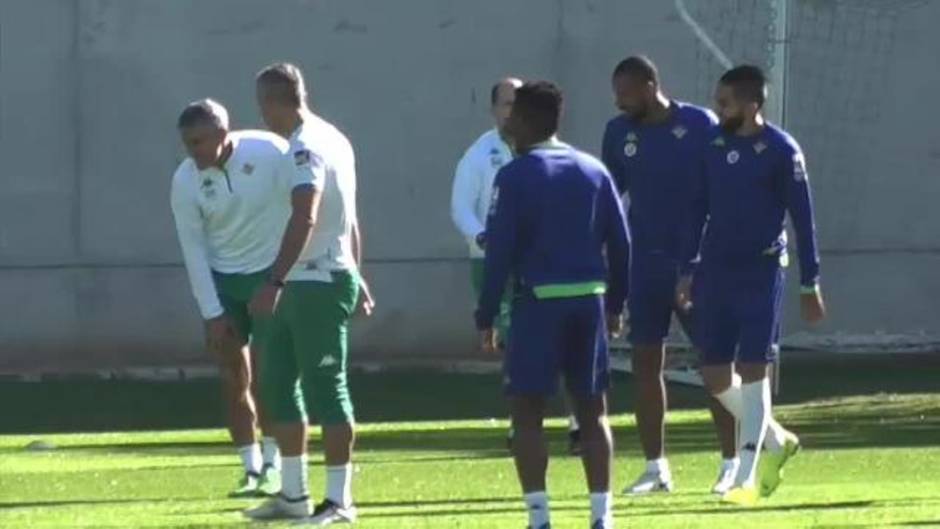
[2, 355, 938, 434]
[12, 397, 940, 459]
[360, 499, 881, 520]
[0, 497, 184, 510]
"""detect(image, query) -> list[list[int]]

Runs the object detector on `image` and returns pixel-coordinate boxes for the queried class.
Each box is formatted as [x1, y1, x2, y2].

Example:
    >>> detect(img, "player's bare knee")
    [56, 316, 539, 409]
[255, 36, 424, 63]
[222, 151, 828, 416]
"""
[701, 365, 734, 395]
[737, 362, 770, 383]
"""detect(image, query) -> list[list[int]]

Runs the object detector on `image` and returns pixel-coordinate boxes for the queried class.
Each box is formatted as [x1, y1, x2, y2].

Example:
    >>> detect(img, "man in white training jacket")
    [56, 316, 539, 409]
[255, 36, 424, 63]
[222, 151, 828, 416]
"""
[170, 99, 289, 498]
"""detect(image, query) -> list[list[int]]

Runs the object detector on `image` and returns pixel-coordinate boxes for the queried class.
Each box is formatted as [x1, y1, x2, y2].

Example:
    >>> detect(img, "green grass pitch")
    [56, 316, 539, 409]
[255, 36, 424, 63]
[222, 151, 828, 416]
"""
[0, 357, 938, 528]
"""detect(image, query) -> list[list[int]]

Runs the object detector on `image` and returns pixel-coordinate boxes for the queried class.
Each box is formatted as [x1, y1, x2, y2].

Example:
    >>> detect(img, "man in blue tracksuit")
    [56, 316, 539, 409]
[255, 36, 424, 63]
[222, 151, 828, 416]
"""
[601, 55, 737, 495]
[477, 81, 630, 529]
[677, 65, 827, 506]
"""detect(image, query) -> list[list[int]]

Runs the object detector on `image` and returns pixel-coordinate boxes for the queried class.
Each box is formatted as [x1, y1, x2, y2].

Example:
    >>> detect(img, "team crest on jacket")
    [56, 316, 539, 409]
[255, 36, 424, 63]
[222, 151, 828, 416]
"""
[488, 148, 504, 168]
[727, 150, 740, 164]
[624, 142, 638, 157]
[201, 179, 216, 199]
[671, 125, 687, 139]
[754, 141, 767, 154]
[242, 163, 255, 175]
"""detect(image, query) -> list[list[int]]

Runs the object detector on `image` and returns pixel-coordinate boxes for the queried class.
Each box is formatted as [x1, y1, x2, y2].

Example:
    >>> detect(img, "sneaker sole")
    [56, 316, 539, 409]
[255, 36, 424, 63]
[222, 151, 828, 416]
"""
[624, 483, 674, 496]
[761, 441, 801, 498]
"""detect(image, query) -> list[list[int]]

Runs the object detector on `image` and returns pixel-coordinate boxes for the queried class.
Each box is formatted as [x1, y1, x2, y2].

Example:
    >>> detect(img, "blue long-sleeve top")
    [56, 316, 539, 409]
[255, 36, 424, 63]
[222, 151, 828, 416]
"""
[602, 101, 717, 259]
[679, 123, 821, 287]
[475, 141, 631, 330]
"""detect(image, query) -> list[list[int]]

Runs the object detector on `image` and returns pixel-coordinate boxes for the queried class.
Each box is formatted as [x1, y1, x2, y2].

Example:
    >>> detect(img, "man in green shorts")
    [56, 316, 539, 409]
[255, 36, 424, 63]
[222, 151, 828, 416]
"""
[245, 63, 373, 525]
[171, 99, 291, 498]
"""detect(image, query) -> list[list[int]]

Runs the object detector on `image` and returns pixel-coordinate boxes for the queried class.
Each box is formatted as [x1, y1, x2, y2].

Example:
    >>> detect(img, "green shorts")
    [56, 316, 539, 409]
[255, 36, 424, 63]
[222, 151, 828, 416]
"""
[471, 259, 512, 340]
[212, 269, 270, 345]
[260, 270, 359, 426]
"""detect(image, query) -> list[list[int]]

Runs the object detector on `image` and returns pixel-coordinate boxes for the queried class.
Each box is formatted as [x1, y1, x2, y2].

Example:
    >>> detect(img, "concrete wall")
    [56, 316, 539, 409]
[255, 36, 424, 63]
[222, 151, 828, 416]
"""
[1, 0, 938, 370]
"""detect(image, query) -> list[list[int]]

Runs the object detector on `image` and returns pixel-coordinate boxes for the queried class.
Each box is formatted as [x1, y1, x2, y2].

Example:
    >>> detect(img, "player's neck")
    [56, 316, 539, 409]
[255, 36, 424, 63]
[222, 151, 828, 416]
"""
[735, 114, 766, 137]
[281, 111, 304, 139]
[642, 93, 672, 125]
[204, 139, 234, 171]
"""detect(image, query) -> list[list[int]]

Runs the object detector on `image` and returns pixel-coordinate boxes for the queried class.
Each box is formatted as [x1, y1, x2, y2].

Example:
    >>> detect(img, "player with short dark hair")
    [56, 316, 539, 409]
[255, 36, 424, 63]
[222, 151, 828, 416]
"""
[677, 64, 826, 506]
[453, 77, 583, 453]
[602, 55, 738, 495]
[244, 62, 373, 524]
[171, 98, 287, 499]
[478, 80, 630, 529]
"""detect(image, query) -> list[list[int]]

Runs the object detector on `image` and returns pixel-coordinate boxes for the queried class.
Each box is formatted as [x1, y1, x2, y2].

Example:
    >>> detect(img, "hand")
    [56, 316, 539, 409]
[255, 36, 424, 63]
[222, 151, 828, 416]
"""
[675, 275, 694, 312]
[357, 277, 376, 317]
[249, 283, 282, 317]
[800, 287, 827, 324]
[475, 232, 487, 251]
[204, 315, 237, 355]
[607, 313, 624, 339]
[480, 328, 499, 354]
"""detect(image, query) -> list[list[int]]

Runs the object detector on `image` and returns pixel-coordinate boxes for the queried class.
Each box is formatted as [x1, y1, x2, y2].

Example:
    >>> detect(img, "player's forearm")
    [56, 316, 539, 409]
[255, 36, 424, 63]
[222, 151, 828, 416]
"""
[475, 258, 509, 330]
[475, 232, 512, 328]
[451, 204, 485, 239]
[678, 172, 708, 274]
[678, 216, 706, 275]
[352, 220, 363, 267]
[178, 246, 224, 319]
[795, 230, 821, 288]
[606, 243, 630, 316]
[269, 214, 316, 283]
[172, 209, 224, 319]
[788, 186, 821, 287]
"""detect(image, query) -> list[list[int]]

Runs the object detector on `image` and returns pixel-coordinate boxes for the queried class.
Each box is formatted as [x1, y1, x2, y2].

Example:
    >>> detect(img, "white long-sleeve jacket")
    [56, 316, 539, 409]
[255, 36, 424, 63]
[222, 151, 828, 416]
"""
[450, 128, 513, 258]
[170, 130, 293, 319]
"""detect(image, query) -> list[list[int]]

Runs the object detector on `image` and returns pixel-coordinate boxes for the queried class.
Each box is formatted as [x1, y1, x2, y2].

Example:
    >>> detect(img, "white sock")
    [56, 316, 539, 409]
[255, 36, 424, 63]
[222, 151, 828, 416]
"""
[715, 379, 744, 420]
[590, 491, 613, 526]
[764, 418, 787, 452]
[237, 443, 262, 476]
[646, 458, 670, 476]
[568, 414, 579, 432]
[281, 455, 309, 501]
[524, 491, 550, 528]
[261, 437, 281, 470]
[326, 464, 353, 508]
[721, 457, 740, 471]
[715, 376, 787, 453]
[736, 379, 772, 488]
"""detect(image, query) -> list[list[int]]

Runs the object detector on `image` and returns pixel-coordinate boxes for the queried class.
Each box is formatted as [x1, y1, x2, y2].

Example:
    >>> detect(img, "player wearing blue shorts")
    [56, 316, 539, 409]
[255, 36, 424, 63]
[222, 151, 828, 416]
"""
[477, 81, 630, 529]
[676, 65, 827, 506]
[601, 56, 737, 495]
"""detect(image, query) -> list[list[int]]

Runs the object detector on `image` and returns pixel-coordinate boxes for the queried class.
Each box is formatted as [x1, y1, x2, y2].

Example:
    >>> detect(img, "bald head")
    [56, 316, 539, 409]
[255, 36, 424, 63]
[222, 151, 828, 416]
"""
[491, 77, 523, 136]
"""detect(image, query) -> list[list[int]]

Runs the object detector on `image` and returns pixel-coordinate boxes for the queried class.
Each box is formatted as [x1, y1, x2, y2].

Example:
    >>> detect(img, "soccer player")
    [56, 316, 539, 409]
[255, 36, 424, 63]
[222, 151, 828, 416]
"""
[601, 56, 738, 495]
[170, 99, 285, 498]
[478, 81, 630, 529]
[676, 65, 826, 505]
[452, 77, 581, 453]
[245, 62, 371, 525]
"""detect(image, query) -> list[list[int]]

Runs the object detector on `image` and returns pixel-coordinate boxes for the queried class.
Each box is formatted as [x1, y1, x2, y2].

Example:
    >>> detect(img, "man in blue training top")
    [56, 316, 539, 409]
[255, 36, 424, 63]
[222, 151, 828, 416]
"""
[676, 65, 827, 506]
[477, 81, 630, 529]
[601, 55, 737, 496]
